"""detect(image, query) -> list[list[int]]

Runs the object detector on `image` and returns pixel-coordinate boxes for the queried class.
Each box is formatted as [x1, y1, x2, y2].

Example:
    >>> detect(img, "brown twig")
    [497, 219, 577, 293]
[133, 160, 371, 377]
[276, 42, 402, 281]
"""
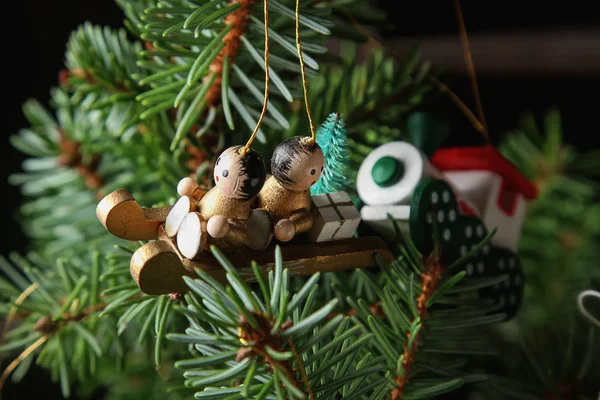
[336, 300, 383, 319]
[0, 298, 112, 393]
[205, 0, 256, 106]
[60, 68, 130, 94]
[57, 130, 104, 198]
[0, 336, 48, 393]
[288, 338, 314, 400]
[325, 255, 445, 399]
[390, 255, 444, 400]
[237, 313, 305, 395]
[0, 283, 40, 379]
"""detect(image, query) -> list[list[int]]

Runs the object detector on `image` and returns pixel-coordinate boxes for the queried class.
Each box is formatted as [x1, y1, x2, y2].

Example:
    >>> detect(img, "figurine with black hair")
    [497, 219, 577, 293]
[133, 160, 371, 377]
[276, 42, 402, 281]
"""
[96, 138, 392, 296]
[170, 145, 270, 258]
[258, 136, 325, 242]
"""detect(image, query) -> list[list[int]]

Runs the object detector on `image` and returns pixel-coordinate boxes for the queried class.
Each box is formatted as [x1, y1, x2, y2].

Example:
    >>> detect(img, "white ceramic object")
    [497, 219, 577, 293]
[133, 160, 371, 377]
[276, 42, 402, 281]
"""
[357, 142, 441, 206]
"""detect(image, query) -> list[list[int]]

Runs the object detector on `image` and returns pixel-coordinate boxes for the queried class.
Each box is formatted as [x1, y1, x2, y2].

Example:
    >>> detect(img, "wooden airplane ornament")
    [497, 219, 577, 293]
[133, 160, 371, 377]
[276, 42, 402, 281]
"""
[97, 146, 392, 296]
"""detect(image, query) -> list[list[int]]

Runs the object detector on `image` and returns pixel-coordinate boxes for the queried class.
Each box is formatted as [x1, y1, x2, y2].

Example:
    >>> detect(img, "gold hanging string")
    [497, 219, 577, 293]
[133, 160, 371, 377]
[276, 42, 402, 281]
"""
[241, 0, 270, 154]
[454, 0, 490, 145]
[295, 0, 316, 143]
[343, 10, 487, 138]
[0, 283, 41, 395]
[431, 76, 485, 134]
[0, 283, 39, 348]
[0, 336, 48, 393]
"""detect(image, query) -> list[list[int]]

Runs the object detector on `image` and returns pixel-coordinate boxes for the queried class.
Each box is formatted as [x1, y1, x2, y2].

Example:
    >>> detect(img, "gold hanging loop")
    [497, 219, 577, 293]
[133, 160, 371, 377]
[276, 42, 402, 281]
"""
[241, 0, 270, 154]
[295, 0, 317, 143]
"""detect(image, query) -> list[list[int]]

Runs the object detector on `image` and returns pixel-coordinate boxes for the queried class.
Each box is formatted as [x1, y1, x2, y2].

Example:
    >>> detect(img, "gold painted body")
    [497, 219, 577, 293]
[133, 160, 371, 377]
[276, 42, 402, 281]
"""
[257, 176, 313, 233]
[198, 187, 251, 220]
[131, 235, 393, 294]
[197, 187, 252, 250]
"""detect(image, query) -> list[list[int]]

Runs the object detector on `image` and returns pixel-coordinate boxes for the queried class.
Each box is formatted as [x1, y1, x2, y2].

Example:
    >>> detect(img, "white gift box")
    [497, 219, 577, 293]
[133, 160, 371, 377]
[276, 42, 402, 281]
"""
[307, 191, 361, 243]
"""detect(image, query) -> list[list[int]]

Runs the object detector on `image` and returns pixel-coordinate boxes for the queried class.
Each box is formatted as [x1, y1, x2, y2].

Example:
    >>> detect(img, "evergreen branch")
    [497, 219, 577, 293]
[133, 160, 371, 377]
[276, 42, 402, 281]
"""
[119, 0, 379, 147]
[2, 0, 544, 397]
[0, 250, 188, 398]
[499, 109, 600, 329]
[169, 246, 384, 398]
[283, 45, 434, 175]
[391, 255, 444, 400]
[204, 0, 255, 107]
[0, 336, 48, 392]
[323, 220, 505, 399]
[57, 129, 104, 197]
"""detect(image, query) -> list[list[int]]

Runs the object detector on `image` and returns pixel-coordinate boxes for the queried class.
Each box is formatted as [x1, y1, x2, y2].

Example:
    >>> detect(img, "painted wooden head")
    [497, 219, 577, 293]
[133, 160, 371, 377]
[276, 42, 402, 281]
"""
[271, 136, 325, 191]
[213, 145, 267, 201]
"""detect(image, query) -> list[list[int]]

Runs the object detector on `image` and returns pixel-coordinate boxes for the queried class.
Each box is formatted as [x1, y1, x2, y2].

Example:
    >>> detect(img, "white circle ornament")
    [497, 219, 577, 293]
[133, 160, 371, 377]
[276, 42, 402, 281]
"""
[357, 141, 439, 206]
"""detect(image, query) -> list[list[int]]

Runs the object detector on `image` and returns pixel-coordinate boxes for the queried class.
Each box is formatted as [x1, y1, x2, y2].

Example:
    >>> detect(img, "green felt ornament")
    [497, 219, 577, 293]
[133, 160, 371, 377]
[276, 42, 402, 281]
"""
[409, 178, 524, 320]
[406, 111, 450, 159]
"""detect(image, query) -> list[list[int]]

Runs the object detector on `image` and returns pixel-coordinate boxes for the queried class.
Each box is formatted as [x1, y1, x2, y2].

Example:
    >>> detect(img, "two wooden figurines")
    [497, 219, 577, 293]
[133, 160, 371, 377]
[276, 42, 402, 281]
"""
[97, 138, 392, 295]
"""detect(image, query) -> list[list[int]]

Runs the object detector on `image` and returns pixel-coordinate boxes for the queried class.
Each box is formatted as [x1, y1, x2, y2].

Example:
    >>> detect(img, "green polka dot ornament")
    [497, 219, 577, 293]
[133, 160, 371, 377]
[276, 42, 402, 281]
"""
[409, 178, 524, 320]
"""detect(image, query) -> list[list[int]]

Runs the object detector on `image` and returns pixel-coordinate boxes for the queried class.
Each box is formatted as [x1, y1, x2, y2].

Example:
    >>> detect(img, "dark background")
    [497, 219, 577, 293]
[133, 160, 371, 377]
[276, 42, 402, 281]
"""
[2, 1, 599, 398]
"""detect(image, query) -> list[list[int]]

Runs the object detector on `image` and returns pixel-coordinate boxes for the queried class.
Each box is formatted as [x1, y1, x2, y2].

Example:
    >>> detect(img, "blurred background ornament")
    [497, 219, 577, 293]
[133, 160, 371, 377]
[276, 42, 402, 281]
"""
[578, 290, 600, 327]
[432, 146, 538, 252]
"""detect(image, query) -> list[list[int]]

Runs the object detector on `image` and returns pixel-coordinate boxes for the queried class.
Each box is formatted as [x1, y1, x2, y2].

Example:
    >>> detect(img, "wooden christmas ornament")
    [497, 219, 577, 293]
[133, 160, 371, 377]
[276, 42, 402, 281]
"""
[213, 145, 266, 201]
[409, 178, 466, 261]
[175, 145, 270, 255]
[130, 240, 196, 295]
[194, 145, 266, 222]
[308, 191, 361, 242]
[177, 176, 207, 200]
[130, 232, 394, 295]
[357, 141, 447, 238]
[431, 146, 538, 252]
[258, 136, 324, 242]
[177, 212, 208, 259]
[357, 141, 486, 239]
[97, 145, 269, 256]
[165, 195, 197, 237]
[206, 215, 229, 238]
[475, 248, 525, 320]
[243, 209, 274, 251]
[96, 189, 172, 241]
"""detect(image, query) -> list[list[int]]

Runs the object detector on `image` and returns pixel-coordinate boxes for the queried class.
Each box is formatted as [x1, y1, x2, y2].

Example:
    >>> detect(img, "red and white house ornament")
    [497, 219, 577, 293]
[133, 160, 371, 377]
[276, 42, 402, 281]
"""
[431, 146, 538, 252]
[357, 142, 538, 252]
[357, 141, 480, 238]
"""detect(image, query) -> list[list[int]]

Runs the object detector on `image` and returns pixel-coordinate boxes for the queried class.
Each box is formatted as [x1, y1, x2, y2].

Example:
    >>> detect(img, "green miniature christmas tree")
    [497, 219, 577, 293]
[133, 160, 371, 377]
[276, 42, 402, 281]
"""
[311, 113, 352, 195]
